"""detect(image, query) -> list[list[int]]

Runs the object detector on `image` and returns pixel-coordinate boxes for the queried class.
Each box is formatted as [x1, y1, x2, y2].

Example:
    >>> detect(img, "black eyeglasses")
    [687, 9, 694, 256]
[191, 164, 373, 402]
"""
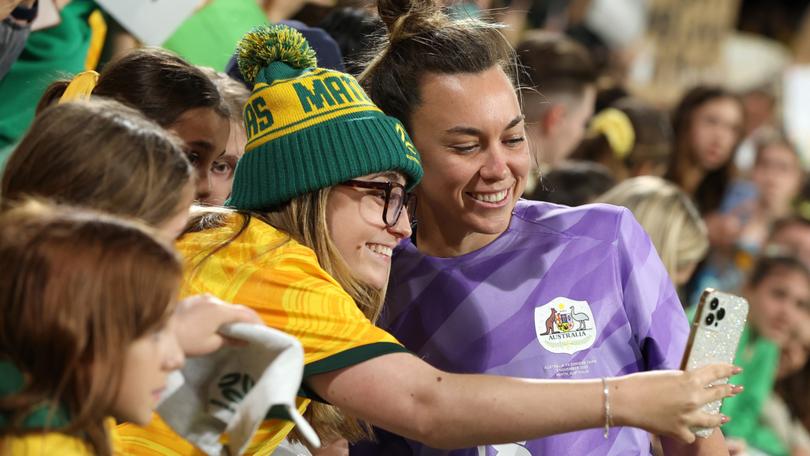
[341, 180, 412, 227]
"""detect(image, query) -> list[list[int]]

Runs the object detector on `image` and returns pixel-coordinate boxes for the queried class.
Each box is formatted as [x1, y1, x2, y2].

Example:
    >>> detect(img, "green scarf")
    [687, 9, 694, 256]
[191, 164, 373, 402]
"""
[0, 360, 70, 429]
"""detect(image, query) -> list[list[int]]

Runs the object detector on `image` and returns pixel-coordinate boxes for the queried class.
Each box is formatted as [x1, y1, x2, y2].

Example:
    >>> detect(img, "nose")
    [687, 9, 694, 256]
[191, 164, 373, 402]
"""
[195, 169, 212, 200]
[163, 329, 186, 372]
[388, 208, 412, 240]
[479, 146, 509, 181]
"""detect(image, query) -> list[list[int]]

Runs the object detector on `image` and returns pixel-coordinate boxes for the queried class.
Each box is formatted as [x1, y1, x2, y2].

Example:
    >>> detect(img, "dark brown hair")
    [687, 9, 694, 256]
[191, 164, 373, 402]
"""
[0, 201, 182, 456]
[37, 48, 229, 127]
[515, 31, 597, 119]
[2, 99, 192, 228]
[198, 67, 250, 124]
[777, 361, 810, 429]
[526, 160, 615, 206]
[360, 0, 515, 131]
[747, 253, 810, 289]
[666, 85, 744, 214]
[770, 215, 810, 239]
[319, 7, 386, 77]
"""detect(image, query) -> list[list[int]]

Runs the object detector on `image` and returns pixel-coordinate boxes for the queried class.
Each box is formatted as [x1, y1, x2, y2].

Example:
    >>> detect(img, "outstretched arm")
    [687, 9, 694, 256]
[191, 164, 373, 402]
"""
[309, 352, 739, 449]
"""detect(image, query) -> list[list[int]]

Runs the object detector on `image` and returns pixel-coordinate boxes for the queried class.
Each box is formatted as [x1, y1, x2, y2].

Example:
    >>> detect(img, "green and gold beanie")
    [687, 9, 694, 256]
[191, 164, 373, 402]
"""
[226, 24, 423, 210]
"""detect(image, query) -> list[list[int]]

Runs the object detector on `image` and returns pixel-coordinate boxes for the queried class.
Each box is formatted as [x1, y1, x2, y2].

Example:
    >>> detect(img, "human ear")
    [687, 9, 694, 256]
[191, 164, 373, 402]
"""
[543, 103, 567, 135]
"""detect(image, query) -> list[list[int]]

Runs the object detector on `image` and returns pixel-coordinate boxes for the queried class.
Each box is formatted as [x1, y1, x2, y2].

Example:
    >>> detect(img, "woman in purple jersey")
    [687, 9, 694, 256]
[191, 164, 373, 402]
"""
[355, 0, 739, 454]
[149, 21, 741, 456]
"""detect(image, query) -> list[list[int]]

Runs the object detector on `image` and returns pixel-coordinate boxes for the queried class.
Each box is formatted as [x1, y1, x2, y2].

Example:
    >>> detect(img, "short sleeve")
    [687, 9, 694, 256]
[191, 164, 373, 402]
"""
[115, 222, 408, 456]
[180, 226, 407, 378]
[615, 208, 690, 370]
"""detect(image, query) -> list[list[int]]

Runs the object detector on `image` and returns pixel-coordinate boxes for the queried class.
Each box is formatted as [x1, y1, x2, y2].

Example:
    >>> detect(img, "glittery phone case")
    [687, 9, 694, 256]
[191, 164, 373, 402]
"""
[680, 289, 748, 438]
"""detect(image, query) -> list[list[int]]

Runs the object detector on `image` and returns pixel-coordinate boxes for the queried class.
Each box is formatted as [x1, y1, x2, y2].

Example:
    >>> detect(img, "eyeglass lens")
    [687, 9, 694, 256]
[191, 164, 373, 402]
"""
[384, 185, 406, 226]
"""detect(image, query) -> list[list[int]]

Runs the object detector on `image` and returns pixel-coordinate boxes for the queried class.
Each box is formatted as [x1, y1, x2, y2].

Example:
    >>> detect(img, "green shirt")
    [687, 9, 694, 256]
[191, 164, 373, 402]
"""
[0, 0, 97, 152]
[721, 326, 787, 455]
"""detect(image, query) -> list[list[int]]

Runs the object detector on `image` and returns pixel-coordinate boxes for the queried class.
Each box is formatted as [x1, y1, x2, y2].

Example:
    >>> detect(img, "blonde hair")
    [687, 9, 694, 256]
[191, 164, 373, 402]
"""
[596, 176, 708, 279]
[184, 188, 383, 444]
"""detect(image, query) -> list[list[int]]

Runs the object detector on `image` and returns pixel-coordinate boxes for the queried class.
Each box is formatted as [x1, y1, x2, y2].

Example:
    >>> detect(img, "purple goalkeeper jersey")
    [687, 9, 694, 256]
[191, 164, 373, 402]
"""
[351, 200, 689, 456]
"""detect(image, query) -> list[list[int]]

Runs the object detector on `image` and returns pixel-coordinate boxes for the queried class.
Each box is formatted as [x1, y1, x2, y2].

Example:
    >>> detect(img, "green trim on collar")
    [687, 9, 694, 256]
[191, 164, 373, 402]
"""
[303, 342, 409, 378]
[299, 342, 410, 403]
[0, 361, 70, 429]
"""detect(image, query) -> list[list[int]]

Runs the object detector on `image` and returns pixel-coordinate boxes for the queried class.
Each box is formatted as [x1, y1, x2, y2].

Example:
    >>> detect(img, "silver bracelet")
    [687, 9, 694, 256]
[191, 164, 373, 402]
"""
[602, 377, 611, 439]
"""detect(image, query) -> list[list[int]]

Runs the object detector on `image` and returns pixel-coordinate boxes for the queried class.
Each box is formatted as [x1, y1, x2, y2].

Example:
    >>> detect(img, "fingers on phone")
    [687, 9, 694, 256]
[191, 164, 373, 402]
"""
[701, 383, 735, 402]
[694, 363, 738, 384]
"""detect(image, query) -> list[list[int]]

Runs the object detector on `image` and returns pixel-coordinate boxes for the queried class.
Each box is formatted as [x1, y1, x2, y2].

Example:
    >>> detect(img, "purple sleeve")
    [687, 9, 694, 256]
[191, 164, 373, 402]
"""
[615, 208, 690, 370]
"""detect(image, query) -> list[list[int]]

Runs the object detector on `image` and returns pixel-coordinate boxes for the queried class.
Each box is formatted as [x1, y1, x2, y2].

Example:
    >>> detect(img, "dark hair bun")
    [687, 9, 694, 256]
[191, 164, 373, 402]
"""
[377, 0, 440, 37]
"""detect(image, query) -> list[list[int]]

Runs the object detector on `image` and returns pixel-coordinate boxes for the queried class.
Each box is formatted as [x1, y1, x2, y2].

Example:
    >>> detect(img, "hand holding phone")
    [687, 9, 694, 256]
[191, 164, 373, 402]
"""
[680, 289, 748, 438]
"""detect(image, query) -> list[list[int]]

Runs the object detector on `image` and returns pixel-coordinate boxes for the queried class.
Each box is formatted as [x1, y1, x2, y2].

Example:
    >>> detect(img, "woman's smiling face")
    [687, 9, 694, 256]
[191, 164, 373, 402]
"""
[326, 172, 413, 289]
[408, 66, 530, 244]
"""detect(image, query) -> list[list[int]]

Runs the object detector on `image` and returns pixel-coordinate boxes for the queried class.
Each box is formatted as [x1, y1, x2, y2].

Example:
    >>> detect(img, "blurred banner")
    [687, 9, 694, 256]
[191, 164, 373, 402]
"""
[162, 0, 269, 71]
[96, 0, 199, 46]
[630, 0, 740, 106]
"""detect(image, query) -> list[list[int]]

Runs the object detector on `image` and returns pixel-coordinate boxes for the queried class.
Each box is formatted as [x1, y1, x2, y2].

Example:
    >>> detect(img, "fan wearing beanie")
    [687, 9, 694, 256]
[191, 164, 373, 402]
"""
[115, 23, 423, 455]
[117, 23, 735, 456]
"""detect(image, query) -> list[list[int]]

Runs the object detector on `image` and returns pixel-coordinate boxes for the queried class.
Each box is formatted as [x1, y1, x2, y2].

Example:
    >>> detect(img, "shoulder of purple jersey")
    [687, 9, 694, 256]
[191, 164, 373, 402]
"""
[513, 199, 624, 242]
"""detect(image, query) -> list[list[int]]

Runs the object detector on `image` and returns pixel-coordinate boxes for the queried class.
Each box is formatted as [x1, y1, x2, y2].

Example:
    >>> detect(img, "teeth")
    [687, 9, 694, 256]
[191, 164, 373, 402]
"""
[367, 244, 393, 257]
[471, 190, 507, 203]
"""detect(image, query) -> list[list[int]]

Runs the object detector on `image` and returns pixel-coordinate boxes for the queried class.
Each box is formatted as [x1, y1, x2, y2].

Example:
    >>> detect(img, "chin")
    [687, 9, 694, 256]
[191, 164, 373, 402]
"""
[356, 270, 387, 291]
[133, 415, 151, 426]
[116, 410, 152, 426]
[466, 214, 512, 235]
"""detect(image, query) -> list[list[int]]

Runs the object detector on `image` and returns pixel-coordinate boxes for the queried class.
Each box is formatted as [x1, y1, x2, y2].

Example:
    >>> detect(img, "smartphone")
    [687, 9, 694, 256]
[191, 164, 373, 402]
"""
[680, 289, 748, 438]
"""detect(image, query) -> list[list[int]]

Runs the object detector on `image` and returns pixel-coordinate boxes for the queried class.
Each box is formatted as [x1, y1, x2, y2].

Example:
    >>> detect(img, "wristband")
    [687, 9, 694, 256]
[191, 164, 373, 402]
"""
[602, 377, 612, 439]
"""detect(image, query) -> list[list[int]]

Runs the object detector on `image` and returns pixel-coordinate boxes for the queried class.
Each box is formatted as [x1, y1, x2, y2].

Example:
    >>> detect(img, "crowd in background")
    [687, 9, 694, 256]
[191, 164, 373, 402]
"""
[2, 0, 810, 455]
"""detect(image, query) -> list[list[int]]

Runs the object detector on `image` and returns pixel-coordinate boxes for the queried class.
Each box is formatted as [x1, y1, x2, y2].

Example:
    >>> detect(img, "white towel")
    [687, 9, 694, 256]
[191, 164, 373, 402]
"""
[157, 323, 321, 455]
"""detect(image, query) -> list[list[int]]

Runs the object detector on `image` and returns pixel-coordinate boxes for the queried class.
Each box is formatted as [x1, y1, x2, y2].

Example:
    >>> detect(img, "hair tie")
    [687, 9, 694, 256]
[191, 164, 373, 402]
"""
[58, 70, 100, 104]
[588, 108, 635, 160]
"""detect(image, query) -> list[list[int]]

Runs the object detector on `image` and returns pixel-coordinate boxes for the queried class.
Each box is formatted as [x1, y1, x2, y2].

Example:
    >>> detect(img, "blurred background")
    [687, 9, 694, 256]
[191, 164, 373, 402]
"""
[3, 1, 810, 454]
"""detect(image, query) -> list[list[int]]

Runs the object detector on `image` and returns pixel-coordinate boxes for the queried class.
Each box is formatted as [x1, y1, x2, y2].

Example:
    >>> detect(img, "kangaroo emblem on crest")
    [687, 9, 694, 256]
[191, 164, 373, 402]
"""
[540, 308, 557, 335]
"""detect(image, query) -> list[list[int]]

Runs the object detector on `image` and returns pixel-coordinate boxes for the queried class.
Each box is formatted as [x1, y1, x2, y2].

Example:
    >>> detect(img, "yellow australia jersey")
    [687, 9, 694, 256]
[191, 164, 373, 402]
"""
[115, 213, 406, 455]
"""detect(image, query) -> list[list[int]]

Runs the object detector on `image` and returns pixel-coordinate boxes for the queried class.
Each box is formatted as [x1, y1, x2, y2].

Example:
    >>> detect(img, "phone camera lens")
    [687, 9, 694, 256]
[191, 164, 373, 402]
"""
[705, 313, 715, 326]
[710, 298, 719, 310]
[717, 308, 725, 321]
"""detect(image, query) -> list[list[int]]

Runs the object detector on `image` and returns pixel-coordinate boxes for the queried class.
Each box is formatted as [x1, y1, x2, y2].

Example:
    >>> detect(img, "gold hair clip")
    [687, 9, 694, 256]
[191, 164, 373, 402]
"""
[58, 70, 100, 104]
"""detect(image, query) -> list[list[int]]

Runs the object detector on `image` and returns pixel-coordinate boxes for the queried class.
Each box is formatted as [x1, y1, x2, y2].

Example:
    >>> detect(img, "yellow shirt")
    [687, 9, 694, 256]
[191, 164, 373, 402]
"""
[115, 213, 405, 455]
[1, 432, 94, 455]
